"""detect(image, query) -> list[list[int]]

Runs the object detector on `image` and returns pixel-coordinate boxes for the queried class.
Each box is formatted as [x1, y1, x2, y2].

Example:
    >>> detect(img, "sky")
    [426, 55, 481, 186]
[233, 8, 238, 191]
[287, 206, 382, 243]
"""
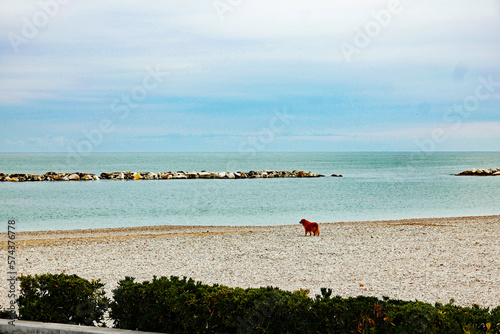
[1, 0, 499, 153]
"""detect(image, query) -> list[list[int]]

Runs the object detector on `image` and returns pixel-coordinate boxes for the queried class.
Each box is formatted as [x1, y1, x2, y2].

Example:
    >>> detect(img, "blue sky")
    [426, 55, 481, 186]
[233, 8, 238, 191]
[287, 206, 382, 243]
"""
[1, 0, 499, 153]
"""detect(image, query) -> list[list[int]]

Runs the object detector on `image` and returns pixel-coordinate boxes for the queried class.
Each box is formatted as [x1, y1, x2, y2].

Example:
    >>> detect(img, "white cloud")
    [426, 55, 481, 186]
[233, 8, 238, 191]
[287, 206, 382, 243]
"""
[1, 0, 499, 152]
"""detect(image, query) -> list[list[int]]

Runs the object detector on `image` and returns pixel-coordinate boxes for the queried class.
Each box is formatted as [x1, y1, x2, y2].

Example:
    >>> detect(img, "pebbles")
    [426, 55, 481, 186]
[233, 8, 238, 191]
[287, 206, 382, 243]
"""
[2, 216, 499, 311]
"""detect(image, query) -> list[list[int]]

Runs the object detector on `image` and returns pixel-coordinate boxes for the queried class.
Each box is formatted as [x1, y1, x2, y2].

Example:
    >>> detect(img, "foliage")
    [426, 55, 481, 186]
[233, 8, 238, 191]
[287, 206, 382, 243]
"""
[110, 277, 500, 333]
[17, 273, 109, 326]
[6, 273, 500, 333]
[110, 276, 312, 333]
[0, 306, 15, 319]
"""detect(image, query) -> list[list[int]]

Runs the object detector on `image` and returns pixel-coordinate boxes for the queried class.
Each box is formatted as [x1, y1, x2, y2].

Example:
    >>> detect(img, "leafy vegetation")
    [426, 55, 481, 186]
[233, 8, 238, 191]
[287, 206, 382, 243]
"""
[7, 273, 500, 333]
[17, 273, 109, 326]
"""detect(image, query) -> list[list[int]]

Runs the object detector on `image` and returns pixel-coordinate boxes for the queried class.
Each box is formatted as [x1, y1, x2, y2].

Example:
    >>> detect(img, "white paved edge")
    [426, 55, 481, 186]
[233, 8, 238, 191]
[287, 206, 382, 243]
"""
[0, 320, 160, 334]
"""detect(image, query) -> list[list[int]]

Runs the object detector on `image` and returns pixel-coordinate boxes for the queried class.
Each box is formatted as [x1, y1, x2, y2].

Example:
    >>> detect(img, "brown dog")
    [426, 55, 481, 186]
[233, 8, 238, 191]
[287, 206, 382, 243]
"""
[299, 219, 320, 236]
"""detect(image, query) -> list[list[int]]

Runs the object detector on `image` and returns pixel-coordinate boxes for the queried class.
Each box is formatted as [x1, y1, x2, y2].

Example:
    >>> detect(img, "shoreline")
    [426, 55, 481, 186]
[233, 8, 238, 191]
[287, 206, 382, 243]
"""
[7, 214, 500, 245]
[2, 215, 499, 311]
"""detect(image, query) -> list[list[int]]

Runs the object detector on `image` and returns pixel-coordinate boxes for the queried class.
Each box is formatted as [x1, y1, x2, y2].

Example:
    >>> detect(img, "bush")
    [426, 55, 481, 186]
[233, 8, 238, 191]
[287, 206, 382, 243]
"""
[0, 306, 15, 320]
[307, 290, 500, 334]
[110, 276, 312, 333]
[111, 278, 500, 334]
[7, 273, 500, 333]
[17, 273, 109, 326]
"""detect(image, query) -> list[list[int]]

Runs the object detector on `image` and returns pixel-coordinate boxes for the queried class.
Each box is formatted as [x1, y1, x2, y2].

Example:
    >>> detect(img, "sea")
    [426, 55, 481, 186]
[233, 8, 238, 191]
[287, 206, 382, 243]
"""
[1, 152, 499, 232]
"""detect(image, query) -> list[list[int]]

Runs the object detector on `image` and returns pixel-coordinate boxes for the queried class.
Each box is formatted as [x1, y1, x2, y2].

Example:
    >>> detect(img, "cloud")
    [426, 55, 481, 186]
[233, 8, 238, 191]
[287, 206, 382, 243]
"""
[2, 135, 67, 152]
[1, 0, 499, 152]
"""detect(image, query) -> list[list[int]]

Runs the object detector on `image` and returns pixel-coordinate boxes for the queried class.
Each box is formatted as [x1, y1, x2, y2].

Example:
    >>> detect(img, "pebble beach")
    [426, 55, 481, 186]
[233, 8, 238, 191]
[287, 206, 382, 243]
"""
[2, 215, 500, 313]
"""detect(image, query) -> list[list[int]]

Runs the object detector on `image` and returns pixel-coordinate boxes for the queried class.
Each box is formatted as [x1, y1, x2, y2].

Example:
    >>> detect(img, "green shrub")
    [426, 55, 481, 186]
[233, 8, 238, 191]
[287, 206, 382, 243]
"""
[0, 306, 15, 320]
[11, 273, 500, 333]
[110, 277, 500, 334]
[110, 276, 312, 333]
[17, 273, 109, 326]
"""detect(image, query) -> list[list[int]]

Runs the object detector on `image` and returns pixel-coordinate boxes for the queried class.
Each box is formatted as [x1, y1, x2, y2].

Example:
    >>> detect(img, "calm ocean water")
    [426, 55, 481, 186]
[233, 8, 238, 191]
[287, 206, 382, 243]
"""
[1, 152, 499, 232]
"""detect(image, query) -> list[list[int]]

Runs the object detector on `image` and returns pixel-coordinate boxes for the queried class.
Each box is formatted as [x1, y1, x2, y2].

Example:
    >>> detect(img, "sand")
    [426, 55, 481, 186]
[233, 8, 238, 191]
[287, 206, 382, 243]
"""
[2, 215, 500, 313]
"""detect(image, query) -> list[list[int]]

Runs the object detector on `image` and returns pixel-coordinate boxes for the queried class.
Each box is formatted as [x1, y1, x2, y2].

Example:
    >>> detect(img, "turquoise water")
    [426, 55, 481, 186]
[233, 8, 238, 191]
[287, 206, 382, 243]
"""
[1, 152, 499, 231]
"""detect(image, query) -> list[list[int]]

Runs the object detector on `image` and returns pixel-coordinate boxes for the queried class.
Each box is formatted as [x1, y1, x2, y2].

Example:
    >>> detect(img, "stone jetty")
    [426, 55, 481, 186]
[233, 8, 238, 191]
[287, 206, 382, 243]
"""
[99, 170, 326, 180]
[456, 168, 500, 176]
[0, 172, 99, 182]
[0, 170, 328, 182]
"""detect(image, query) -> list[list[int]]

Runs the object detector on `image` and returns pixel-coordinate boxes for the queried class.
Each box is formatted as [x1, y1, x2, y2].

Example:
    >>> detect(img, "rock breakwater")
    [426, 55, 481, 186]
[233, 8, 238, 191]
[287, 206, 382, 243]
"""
[455, 168, 500, 176]
[0, 172, 99, 182]
[0, 170, 327, 182]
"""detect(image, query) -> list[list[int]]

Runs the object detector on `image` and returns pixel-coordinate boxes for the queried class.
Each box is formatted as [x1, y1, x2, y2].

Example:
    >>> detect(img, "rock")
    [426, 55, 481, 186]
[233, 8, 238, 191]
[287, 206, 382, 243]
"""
[122, 171, 133, 179]
[113, 172, 125, 180]
[248, 171, 262, 178]
[456, 168, 500, 176]
[186, 172, 199, 179]
[331, 174, 343, 177]
[144, 172, 157, 180]
[0, 169, 330, 181]
[31, 174, 43, 181]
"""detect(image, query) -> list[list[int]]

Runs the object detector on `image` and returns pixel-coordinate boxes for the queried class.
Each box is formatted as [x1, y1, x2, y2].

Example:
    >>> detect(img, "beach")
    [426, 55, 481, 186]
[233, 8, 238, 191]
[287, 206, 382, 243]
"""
[2, 215, 500, 313]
